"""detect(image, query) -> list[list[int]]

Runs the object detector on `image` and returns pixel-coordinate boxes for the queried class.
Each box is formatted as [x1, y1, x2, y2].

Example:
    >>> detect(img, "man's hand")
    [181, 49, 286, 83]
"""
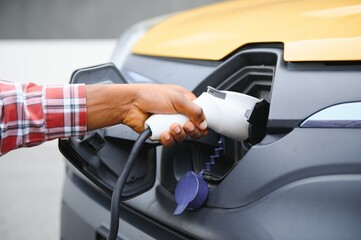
[86, 84, 208, 147]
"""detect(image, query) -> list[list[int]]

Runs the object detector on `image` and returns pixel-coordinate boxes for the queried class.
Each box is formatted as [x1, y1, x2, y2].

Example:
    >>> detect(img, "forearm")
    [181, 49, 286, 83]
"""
[85, 84, 135, 131]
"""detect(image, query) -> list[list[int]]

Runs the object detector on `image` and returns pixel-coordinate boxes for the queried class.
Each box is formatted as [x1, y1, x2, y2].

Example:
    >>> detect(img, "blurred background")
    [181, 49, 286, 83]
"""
[0, 0, 221, 39]
[0, 0, 221, 239]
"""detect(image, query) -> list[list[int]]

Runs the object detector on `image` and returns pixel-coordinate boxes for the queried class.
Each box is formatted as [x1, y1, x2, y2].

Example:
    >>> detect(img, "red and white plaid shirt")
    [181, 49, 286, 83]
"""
[0, 80, 87, 156]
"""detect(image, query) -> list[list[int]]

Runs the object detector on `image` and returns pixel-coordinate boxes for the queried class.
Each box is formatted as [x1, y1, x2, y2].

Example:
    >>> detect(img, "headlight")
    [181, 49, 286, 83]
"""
[111, 15, 170, 70]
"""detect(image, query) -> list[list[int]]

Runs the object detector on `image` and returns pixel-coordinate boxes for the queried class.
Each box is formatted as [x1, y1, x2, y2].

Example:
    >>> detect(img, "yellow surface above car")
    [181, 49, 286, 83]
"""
[132, 0, 361, 61]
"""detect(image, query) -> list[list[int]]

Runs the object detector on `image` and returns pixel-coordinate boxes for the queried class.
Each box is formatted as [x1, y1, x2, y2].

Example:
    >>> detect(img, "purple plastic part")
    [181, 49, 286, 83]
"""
[205, 162, 211, 171]
[210, 155, 215, 164]
[218, 138, 224, 149]
[174, 171, 208, 215]
[214, 147, 223, 157]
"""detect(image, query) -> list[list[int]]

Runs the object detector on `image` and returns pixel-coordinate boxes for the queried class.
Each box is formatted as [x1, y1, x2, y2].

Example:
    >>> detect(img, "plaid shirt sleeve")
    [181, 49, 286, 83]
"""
[0, 80, 87, 156]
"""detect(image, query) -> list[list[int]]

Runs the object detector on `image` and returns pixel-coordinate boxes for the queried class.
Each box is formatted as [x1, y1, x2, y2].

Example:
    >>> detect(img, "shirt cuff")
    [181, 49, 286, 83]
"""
[43, 84, 87, 140]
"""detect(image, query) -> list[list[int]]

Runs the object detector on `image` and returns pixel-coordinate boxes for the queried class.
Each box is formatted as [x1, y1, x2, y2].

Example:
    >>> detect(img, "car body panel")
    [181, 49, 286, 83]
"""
[132, 0, 361, 61]
[61, 47, 361, 239]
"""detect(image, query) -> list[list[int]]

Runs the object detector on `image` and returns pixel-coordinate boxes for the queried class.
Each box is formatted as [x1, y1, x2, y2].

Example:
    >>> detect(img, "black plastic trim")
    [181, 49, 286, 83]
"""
[67, 169, 196, 240]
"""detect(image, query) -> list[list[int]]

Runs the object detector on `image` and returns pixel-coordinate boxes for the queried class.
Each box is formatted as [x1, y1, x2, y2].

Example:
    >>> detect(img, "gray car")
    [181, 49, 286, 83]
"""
[59, 0, 361, 239]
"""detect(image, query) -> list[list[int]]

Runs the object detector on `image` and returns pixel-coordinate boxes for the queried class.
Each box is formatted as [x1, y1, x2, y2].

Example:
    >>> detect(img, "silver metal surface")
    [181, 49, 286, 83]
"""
[301, 102, 361, 128]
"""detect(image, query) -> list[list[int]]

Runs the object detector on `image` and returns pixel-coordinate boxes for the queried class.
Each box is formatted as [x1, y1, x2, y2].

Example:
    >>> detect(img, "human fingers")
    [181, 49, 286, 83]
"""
[183, 121, 204, 140]
[160, 131, 175, 147]
[159, 121, 207, 147]
[156, 123, 188, 147]
[169, 123, 187, 143]
[169, 92, 207, 132]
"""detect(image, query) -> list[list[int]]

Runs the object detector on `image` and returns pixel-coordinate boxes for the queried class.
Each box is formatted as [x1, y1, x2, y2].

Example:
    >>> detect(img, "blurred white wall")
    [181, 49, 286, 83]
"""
[0, 40, 116, 84]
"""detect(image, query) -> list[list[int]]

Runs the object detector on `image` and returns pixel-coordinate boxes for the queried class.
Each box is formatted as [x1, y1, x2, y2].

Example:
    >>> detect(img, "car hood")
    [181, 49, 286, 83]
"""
[132, 0, 361, 61]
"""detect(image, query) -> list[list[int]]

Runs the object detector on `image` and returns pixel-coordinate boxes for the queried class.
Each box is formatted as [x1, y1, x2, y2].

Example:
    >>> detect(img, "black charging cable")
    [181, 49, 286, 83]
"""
[107, 127, 152, 240]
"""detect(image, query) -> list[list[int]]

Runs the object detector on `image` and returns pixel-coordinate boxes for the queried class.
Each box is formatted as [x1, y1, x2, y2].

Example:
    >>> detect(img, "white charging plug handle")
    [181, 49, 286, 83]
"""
[145, 114, 189, 140]
[145, 90, 260, 142]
